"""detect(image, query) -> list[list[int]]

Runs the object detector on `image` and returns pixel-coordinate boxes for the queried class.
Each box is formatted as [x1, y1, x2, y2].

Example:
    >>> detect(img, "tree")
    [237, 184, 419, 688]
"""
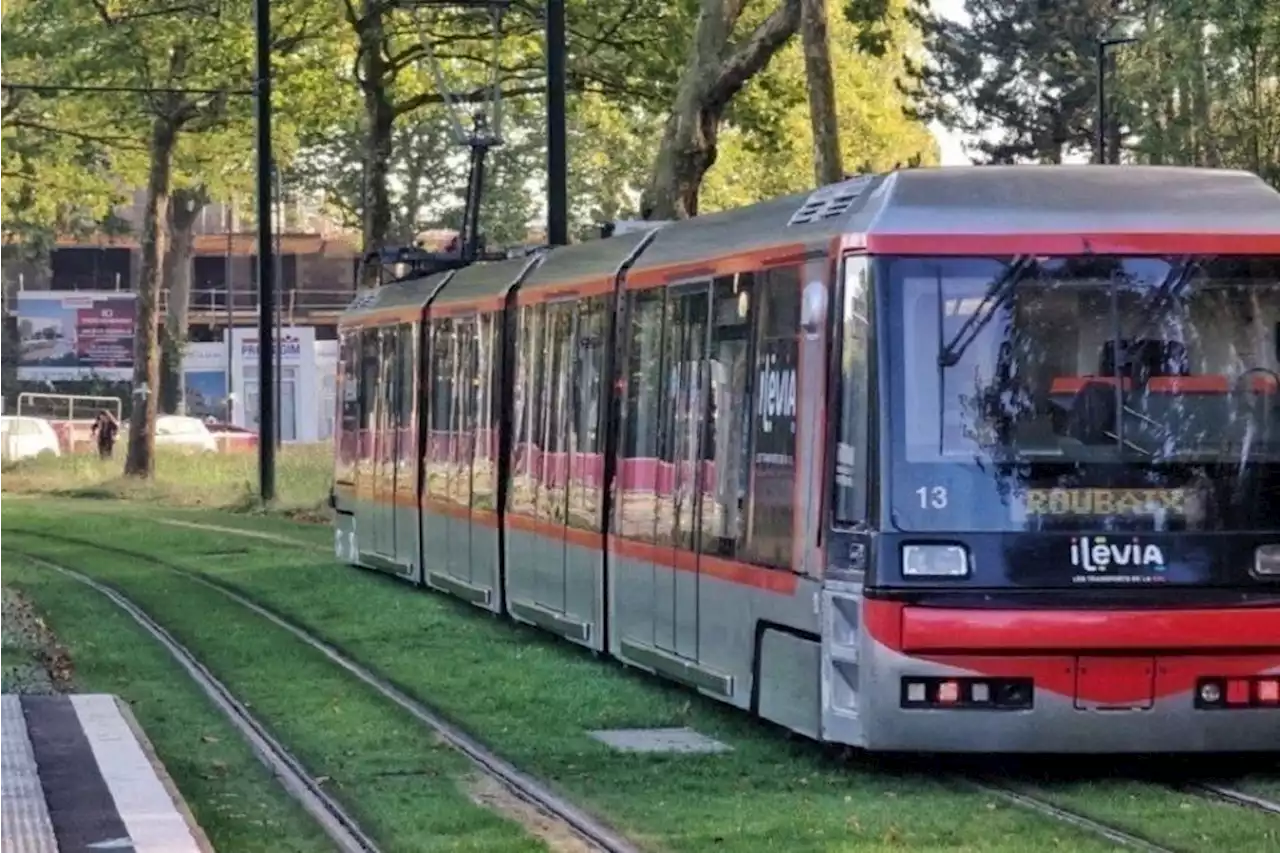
[1120, 1, 1280, 183]
[913, 0, 1125, 164]
[801, 0, 843, 185]
[640, 0, 803, 219]
[2, 0, 334, 478]
[699, 0, 939, 211]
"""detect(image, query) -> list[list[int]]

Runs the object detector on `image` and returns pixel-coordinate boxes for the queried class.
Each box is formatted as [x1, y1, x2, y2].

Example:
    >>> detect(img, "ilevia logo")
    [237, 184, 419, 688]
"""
[1070, 536, 1166, 573]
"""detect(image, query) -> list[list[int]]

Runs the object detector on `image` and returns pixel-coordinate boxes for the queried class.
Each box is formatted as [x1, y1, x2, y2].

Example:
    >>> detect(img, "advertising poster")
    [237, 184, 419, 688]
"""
[16, 292, 136, 381]
[183, 370, 230, 420]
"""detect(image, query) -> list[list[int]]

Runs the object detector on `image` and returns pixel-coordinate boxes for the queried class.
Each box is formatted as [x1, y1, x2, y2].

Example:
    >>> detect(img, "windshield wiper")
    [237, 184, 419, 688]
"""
[938, 255, 1034, 367]
[1117, 255, 1206, 352]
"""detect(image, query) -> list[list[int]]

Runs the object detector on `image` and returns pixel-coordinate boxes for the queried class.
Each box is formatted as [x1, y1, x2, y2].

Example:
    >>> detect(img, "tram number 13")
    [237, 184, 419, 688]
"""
[915, 486, 949, 509]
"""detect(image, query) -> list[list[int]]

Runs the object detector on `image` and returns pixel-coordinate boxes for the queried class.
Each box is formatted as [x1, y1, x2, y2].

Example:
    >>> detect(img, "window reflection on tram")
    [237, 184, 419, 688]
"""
[882, 256, 1280, 532]
[614, 268, 802, 572]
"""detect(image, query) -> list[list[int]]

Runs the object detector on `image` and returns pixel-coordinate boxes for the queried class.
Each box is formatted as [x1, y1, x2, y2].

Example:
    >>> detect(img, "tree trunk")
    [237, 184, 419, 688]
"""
[358, 0, 394, 287]
[125, 118, 177, 478]
[641, 0, 801, 219]
[160, 186, 208, 413]
[800, 0, 842, 186]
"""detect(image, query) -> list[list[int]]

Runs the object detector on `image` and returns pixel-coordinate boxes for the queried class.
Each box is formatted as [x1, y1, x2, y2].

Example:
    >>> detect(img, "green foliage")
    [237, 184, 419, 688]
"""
[702, 0, 939, 211]
[915, 0, 1280, 182]
[913, 0, 1120, 164]
[1, 0, 348, 242]
[4, 0, 943, 260]
[1118, 0, 1280, 184]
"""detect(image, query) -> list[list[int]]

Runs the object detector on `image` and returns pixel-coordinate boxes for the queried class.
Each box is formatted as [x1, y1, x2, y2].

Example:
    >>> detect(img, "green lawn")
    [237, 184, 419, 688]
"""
[0, 443, 333, 512]
[3, 556, 336, 853]
[6, 499, 1128, 853]
[6, 537, 560, 852]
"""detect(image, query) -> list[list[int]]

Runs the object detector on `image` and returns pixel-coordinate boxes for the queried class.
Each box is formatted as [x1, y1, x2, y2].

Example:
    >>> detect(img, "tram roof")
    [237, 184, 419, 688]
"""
[520, 227, 660, 295]
[432, 254, 542, 309]
[625, 165, 1279, 275]
[342, 166, 1278, 326]
[868, 165, 1280, 237]
[339, 269, 452, 326]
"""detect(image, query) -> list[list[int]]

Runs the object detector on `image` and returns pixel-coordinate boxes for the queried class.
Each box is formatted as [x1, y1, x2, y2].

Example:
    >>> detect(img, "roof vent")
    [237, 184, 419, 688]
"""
[788, 176, 873, 226]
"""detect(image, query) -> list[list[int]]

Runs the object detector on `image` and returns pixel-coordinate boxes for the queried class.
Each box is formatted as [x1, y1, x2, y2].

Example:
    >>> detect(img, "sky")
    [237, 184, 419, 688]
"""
[927, 0, 972, 166]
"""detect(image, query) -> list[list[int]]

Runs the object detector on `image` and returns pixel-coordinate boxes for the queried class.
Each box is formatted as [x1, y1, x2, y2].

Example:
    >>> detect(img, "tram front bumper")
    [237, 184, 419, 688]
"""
[825, 599, 1280, 752]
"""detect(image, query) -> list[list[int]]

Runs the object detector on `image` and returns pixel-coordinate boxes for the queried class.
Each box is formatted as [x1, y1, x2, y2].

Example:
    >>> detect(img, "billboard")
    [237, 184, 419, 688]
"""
[15, 292, 136, 381]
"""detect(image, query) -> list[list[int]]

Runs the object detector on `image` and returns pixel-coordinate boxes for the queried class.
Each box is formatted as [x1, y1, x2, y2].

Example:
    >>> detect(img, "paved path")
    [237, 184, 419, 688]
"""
[2, 694, 210, 853]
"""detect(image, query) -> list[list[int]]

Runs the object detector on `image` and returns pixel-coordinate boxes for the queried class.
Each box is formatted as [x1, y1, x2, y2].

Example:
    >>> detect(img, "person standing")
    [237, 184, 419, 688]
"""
[90, 409, 119, 459]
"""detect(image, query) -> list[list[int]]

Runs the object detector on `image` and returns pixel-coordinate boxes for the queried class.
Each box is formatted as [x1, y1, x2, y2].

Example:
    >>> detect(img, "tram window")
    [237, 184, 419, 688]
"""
[834, 257, 871, 525]
[567, 296, 608, 531]
[509, 304, 544, 519]
[397, 323, 414, 428]
[539, 303, 575, 525]
[472, 313, 499, 513]
[359, 328, 380, 474]
[450, 321, 476, 508]
[616, 289, 665, 542]
[425, 319, 454, 499]
[656, 287, 711, 551]
[740, 265, 801, 570]
[396, 323, 414, 497]
[698, 274, 755, 559]
[337, 331, 360, 483]
[382, 326, 400, 494]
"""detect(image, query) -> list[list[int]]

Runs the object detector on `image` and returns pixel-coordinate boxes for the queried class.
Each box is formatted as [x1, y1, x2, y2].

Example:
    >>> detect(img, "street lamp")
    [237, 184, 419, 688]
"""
[1096, 26, 1139, 165]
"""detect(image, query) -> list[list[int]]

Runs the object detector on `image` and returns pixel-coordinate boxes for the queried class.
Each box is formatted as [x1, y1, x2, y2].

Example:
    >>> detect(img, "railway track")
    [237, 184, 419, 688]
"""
[960, 776, 1183, 853]
[1180, 782, 1280, 816]
[8, 530, 640, 853]
[10, 550, 382, 853]
[11, 524, 1278, 853]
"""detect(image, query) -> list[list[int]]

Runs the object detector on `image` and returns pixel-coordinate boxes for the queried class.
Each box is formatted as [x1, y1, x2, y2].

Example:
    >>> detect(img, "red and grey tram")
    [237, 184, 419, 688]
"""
[332, 165, 1280, 752]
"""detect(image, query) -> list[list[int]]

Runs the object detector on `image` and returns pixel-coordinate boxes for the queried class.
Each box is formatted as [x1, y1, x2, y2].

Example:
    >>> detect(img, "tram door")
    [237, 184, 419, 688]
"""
[372, 327, 399, 559]
[657, 286, 711, 661]
[353, 329, 381, 561]
[443, 320, 479, 589]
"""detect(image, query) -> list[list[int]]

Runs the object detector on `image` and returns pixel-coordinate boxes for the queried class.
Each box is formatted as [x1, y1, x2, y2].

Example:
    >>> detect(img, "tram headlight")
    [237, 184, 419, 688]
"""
[1252, 545, 1280, 578]
[901, 544, 970, 579]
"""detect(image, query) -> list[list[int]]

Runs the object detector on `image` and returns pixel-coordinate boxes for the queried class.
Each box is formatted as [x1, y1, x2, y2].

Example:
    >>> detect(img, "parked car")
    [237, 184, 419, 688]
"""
[0, 415, 62, 461]
[202, 420, 259, 453]
[154, 415, 219, 453]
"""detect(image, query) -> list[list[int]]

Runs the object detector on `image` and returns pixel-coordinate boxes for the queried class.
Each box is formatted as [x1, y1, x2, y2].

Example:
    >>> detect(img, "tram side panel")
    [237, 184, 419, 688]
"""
[421, 314, 499, 610]
[350, 327, 384, 568]
[332, 329, 361, 565]
[608, 265, 824, 733]
[504, 295, 607, 650]
[466, 310, 504, 611]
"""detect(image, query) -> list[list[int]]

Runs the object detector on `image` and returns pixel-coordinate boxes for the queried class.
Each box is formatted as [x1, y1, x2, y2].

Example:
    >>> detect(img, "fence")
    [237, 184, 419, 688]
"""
[161, 286, 356, 325]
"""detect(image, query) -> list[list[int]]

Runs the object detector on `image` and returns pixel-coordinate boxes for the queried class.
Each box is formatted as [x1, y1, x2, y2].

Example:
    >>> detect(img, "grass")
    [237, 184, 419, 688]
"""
[5, 501, 1130, 853]
[2, 556, 336, 853]
[0, 442, 333, 512]
[1026, 780, 1279, 851]
[5, 535, 556, 852]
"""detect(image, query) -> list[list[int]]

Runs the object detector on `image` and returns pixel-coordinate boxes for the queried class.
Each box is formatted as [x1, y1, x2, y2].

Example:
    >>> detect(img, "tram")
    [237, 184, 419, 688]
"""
[332, 165, 1280, 752]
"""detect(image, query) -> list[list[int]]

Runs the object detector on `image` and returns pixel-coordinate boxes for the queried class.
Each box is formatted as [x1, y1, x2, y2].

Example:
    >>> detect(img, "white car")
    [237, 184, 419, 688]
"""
[0, 416, 62, 461]
[154, 415, 219, 453]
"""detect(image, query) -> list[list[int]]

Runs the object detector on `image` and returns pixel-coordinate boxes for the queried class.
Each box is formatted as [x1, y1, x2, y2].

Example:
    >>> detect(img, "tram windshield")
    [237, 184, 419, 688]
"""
[875, 254, 1280, 532]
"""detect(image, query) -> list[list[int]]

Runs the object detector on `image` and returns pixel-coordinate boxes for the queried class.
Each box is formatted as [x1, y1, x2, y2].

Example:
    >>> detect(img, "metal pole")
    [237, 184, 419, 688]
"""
[546, 0, 567, 246]
[274, 166, 283, 448]
[225, 199, 234, 423]
[1095, 39, 1106, 166]
[254, 0, 275, 501]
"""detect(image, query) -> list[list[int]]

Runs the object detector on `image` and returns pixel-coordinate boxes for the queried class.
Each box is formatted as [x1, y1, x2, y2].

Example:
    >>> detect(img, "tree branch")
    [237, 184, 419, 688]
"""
[708, 0, 801, 109]
[392, 82, 544, 118]
[5, 118, 148, 151]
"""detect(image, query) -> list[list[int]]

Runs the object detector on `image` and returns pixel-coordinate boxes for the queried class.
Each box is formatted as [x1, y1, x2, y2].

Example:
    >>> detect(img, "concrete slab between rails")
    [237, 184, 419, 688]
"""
[1, 693, 213, 853]
[587, 727, 733, 754]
